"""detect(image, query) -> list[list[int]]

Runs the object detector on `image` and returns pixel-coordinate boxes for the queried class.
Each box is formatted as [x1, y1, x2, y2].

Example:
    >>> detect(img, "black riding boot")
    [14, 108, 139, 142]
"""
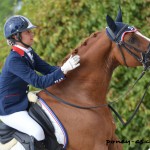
[34, 139, 48, 150]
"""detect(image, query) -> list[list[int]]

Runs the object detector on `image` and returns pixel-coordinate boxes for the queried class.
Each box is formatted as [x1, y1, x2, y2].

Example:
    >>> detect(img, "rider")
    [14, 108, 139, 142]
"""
[0, 15, 80, 149]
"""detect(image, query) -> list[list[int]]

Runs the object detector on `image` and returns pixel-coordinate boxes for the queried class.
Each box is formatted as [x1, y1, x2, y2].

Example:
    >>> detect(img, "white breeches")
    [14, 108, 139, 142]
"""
[0, 111, 45, 141]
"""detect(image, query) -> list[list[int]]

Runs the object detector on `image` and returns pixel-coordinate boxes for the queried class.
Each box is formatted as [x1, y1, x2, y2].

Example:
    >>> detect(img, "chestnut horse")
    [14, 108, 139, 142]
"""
[38, 9, 150, 150]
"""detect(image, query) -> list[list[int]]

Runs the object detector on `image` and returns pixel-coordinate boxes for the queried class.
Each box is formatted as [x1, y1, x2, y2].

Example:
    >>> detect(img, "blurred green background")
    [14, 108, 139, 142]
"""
[0, 0, 149, 149]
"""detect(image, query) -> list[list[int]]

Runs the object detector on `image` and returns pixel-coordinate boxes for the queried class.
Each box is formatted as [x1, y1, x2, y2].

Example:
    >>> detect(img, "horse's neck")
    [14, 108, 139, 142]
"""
[48, 31, 117, 104]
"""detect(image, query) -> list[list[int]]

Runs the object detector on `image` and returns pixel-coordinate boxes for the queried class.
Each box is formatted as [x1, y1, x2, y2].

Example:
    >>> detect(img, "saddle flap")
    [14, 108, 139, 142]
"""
[28, 103, 56, 139]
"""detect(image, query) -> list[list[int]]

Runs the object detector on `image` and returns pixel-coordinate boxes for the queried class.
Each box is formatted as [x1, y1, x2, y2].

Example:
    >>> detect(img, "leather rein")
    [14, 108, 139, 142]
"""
[44, 26, 150, 126]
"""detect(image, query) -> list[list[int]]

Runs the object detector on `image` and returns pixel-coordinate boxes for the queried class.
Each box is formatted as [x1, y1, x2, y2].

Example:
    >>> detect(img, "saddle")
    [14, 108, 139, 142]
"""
[0, 103, 64, 150]
[0, 122, 34, 150]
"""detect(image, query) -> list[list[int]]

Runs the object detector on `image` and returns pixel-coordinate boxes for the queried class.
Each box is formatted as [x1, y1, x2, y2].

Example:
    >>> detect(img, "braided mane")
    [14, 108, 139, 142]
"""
[62, 31, 100, 63]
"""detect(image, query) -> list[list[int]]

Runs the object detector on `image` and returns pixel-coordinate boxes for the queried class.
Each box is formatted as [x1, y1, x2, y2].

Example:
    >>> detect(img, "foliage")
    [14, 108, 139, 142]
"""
[0, 0, 19, 70]
[0, 0, 16, 26]
[0, 0, 149, 149]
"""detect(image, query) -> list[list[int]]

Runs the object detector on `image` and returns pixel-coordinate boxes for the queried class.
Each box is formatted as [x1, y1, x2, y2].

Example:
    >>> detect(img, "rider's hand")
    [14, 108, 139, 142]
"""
[61, 55, 80, 74]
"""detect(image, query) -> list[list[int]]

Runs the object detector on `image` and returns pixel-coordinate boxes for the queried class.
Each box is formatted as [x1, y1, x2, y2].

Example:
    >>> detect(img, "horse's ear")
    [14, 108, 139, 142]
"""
[106, 15, 116, 32]
[115, 6, 123, 22]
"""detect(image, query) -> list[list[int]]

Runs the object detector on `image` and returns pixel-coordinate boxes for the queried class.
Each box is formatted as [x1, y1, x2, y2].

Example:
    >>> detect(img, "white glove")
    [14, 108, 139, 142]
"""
[61, 55, 80, 74]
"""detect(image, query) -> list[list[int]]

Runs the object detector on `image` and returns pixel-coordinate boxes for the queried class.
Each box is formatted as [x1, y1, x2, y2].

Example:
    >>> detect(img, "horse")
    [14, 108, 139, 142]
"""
[0, 7, 150, 150]
[36, 7, 150, 150]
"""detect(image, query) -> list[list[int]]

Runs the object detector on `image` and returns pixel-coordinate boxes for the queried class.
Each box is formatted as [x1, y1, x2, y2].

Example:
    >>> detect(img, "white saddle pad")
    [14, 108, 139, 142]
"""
[38, 98, 68, 149]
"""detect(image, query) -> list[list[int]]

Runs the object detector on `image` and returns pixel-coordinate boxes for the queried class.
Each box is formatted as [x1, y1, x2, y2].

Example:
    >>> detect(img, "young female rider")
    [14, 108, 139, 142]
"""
[0, 15, 80, 149]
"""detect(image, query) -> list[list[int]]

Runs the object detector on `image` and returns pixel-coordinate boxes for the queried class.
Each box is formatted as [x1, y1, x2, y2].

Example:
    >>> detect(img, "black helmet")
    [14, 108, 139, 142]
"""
[4, 15, 36, 38]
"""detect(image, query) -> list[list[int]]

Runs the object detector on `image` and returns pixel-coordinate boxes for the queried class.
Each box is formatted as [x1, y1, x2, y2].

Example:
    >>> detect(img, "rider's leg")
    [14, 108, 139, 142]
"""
[0, 111, 45, 141]
[0, 111, 47, 149]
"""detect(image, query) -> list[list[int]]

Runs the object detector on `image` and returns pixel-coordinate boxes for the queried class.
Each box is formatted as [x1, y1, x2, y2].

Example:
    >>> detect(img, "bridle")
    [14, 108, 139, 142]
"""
[106, 24, 150, 126]
[43, 25, 150, 126]
[106, 25, 150, 70]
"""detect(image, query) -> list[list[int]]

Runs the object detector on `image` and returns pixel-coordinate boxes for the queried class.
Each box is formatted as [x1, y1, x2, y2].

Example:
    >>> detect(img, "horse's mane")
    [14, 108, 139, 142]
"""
[62, 31, 101, 63]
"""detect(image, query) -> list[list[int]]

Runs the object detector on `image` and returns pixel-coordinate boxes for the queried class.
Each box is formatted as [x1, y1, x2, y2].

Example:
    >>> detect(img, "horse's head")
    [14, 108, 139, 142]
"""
[59, 7, 150, 88]
[106, 7, 150, 70]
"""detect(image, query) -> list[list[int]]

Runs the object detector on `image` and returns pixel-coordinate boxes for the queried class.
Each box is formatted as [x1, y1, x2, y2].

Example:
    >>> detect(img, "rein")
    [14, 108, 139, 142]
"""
[109, 80, 150, 126]
[43, 69, 147, 126]
[44, 88, 109, 109]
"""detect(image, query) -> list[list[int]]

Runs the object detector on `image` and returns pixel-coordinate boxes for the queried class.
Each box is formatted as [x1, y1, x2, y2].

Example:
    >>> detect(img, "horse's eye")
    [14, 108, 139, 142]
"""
[128, 36, 137, 44]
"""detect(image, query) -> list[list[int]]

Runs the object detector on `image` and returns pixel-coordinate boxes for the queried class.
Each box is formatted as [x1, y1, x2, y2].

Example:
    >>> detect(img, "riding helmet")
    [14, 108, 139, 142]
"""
[4, 15, 36, 38]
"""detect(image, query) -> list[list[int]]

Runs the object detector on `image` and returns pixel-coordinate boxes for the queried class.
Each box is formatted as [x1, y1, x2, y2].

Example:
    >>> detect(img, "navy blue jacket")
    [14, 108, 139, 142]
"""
[0, 46, 65, 115]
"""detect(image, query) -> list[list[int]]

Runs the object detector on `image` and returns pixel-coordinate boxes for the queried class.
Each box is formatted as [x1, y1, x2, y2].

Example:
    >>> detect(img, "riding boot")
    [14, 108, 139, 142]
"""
[55, 144, 66, 150]
[34, 139, 48, 150]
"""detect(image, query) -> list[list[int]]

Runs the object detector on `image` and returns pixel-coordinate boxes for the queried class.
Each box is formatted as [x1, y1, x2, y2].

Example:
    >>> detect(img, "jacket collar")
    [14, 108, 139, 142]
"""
[12, 45, 32, 57]
[12, 46, 25, 56]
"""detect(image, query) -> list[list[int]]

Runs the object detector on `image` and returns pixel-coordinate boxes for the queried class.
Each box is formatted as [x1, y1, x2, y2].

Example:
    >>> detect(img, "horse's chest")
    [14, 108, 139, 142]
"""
[64, 109, 115, 150]
[63, 108, 115, 137]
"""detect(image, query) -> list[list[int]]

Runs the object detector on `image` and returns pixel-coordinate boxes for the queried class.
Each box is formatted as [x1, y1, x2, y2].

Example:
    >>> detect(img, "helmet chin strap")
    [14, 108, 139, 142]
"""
[16, 32, 30, 48]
